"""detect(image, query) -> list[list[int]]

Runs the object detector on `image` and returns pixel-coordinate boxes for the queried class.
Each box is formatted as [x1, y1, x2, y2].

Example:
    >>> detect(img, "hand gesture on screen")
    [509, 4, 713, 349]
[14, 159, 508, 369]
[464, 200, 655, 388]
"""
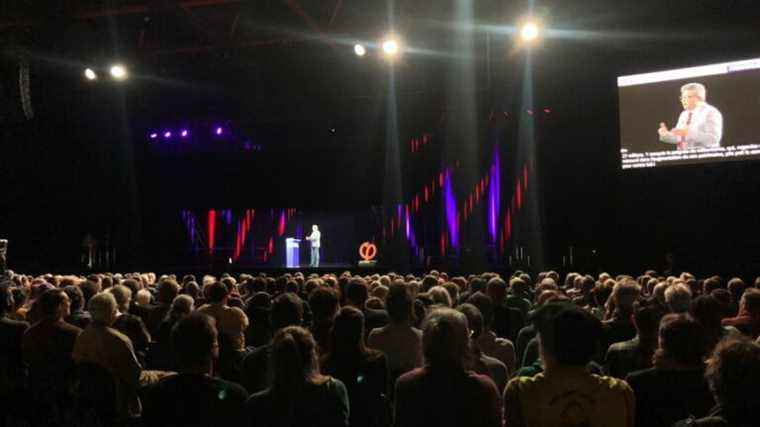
[658, 122, 669, 137]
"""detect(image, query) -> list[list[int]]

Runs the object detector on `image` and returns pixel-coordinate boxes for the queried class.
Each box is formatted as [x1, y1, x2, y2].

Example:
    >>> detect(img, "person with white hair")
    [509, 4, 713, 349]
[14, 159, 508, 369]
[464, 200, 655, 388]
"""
[73, 292, 143, 420]
[658, 82, 723, 150]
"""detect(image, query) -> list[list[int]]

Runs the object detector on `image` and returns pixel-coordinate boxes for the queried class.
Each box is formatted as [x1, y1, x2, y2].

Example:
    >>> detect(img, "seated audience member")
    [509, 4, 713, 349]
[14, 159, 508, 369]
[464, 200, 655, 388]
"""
[63, 285, 91, 329]
[605, 304, 660, 379]
[241, 292, 304, 394]
[602, 281, 640, 352]
[487, 277, 525, 342]
[721, 288, 760, 339]
[690, 295, 739, 353]
[394, 308, 502, 427]
[0, 286, 29, 396]
[142, 313, 248, 427]
[322, 306, 390, 427]
[151, 294, 194, 370]
[308, 286, 340, 353]
[457, 303, 509, 391]
[665, 283, 692, 314]
[467, 291, 516, 374]
[22, 288, 83, 423]
[347, 277, 389, 338]
[245, 326, 349, 427]
[504, 277, 532, 318]
[245, 291, 273, 348]
[368, 282, 423, 379]
[146, 279, 181, 336]
[675, 338, 760, 427]
[626, 314, 714, 427]
[109, 285, 152, 362]
[197, 281, 249, 353]
[73, 292, 143, 420]
[503, 303, 634, 427]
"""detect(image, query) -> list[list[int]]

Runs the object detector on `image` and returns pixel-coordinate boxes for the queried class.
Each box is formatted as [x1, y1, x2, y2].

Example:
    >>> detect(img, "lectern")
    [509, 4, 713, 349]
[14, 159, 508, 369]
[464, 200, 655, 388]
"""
[285, 238, 300, 268]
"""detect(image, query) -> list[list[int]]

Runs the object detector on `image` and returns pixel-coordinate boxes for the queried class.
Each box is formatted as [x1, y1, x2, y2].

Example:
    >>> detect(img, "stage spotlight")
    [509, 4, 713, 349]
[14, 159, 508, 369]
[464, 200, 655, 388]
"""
[180, 129, 189, 138]
[163, 131, 172, 139]
[354, 44, 366, 57]
[520, 21, 540, 42]
[84, 68, 97, 81]
[149, 132, 158, 139]
[215, 126, 223, 135]
[382, 38, 399, 56]
[110, 64, 128, 80]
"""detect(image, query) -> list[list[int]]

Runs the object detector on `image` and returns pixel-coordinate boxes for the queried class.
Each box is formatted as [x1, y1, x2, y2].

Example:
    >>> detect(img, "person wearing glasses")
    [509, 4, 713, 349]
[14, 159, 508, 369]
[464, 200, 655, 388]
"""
[658, 82, 723, 150]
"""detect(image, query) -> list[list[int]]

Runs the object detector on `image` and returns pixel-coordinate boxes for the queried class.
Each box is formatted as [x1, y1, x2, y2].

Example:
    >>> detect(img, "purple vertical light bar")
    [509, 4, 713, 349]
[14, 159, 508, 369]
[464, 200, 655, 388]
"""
[405, 208, 411, 240]
[488, 145, 501, 242]
[444, 169, 459, 249]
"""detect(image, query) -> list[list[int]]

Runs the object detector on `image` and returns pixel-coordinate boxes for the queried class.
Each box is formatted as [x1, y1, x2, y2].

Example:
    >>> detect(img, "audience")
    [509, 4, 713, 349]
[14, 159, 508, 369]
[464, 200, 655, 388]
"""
[6, 265, 760, 427]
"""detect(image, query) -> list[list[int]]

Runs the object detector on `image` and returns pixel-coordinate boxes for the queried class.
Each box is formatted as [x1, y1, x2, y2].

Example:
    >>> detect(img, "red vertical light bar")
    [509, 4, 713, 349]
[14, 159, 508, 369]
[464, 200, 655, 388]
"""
[208, 210, 216, 254]
[516, 180, 522, 210]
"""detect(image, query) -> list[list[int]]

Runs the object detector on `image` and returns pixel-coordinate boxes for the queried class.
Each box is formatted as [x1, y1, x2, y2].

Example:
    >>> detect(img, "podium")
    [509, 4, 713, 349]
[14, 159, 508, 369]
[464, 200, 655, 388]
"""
[285, 238, 300, 268]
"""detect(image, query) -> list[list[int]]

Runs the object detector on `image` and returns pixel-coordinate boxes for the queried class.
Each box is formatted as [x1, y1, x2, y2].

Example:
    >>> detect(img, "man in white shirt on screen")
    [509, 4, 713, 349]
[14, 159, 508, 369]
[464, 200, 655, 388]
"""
[305, 224, 321, 267]
[658, 82, 723, 150]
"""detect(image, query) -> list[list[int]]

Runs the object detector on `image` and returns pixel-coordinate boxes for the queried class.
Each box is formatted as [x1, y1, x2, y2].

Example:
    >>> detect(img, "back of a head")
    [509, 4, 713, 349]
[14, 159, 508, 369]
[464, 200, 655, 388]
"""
[63, 285, 85, 312]
[421, 307, 470, 370]
[633, 304, 661, 339]
[536, 303, 602, 367]
[456, 303, 484, 338]
[172, 313, 218, 371]
[329, 306, 366, 358]
[613, 280, 641, 312]
[466, 292, 494, 329]
[428, 286, 452, 307]
[727, 278, 748, 301]
[665, 284, 692, 313]
[740, 288, 760, 316]
[706, 338, 760, 415]
[689, 295, 724, 329]
[486, 277, 507, 302]
[38, 289, 67, 320]
[271, 326, 320, 392]
[421, 275, 439, 293]
[309, 286, 339, 323]
[346, 277, 369, 307]
[108, 285, 132, 312]
[158, 279, 181, 305]
[88, 292, 118, 326]
[655, 314, 707, 368]
[509, 277, 528, 295]
[171, 294, 195, 317]
[270, 292, 304, 330]
[80, 280, 101, 307]
[207, 281, 229, 304]
[386, 282, 414, 323]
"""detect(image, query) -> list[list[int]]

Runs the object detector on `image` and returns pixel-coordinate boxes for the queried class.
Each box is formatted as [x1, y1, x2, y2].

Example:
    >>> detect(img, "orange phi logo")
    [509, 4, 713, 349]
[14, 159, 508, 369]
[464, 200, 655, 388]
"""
[359, 242, 377, 261]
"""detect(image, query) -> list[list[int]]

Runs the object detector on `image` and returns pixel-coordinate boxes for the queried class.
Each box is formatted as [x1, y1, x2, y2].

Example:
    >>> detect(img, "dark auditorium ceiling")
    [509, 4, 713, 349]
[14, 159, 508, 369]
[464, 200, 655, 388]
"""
[0, 0, 758, 127]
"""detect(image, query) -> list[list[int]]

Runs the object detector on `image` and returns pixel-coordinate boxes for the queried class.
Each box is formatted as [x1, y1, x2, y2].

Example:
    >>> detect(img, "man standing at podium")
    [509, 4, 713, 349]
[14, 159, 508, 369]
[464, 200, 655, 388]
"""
[305, 224, 321, 267]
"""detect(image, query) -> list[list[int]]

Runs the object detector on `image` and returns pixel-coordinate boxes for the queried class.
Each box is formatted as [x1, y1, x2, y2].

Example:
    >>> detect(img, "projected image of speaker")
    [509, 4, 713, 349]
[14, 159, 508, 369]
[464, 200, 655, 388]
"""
[618, 57, 760, 169]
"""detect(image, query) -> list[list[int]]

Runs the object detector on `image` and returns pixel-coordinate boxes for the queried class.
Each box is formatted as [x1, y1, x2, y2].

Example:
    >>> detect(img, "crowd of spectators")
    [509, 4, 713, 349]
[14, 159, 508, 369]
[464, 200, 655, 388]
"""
[3, 259, 760, 426]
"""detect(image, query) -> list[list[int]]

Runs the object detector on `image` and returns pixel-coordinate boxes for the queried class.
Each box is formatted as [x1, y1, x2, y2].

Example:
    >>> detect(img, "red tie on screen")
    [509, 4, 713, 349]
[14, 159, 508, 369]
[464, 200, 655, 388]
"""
[678, 112, 693, 150]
